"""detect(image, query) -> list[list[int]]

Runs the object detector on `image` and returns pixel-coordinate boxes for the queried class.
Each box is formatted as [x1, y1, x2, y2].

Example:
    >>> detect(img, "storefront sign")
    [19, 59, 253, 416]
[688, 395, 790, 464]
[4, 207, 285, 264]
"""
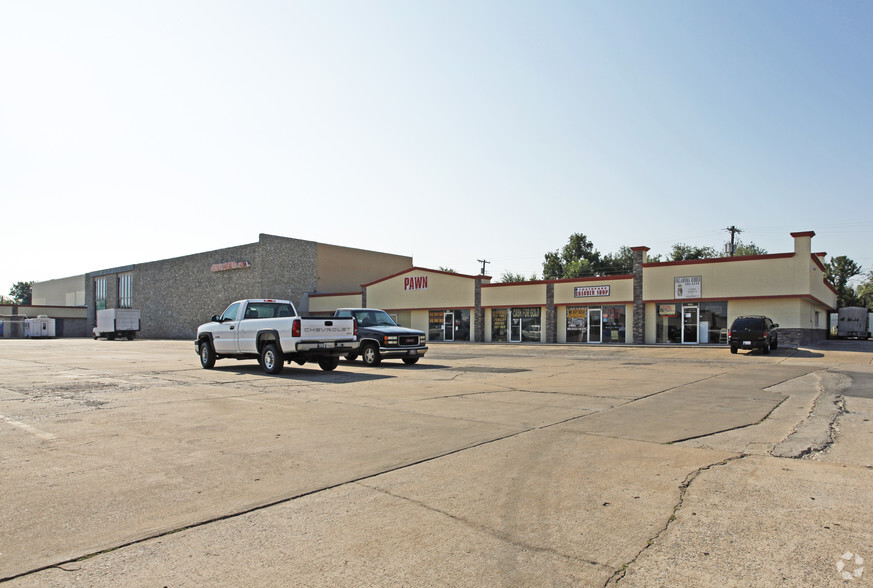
[659, 304, 677, 317]
[404, 276, 428, 291]
[511, 307, 541, 318]
[211, 261, 251, 272]
[574, 285, 610, 298]
[674, 276, 702, 299]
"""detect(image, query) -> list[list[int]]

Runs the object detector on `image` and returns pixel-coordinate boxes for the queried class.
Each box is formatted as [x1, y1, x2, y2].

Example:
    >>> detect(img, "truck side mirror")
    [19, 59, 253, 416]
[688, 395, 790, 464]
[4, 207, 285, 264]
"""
[211, 315, 221, 322]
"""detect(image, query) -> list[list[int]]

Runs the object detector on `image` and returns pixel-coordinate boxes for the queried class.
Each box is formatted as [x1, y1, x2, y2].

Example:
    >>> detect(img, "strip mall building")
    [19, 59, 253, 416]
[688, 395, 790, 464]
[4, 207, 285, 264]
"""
[310, 231, 835, 347]
[31, 231, 836, 346]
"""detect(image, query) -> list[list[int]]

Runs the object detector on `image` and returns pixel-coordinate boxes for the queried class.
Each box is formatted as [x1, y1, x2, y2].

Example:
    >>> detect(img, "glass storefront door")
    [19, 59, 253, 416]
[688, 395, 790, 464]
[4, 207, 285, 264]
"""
[444, 312, 455, 341]
[588, 308, 602, 343]
[683, 304, 699, 344]
[510, 314, 522, 342]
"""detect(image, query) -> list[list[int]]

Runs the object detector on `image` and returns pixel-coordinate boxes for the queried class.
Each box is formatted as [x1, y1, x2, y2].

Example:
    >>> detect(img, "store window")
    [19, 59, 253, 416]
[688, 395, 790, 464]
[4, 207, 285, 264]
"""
[492, 309, 508, 342]
[430, 309, 472, 341]
[513, 307, 542, 342]
[699, 301, 728, 344]
[566, 306, 587, 343]
[656, 304, 681, 343]
[602, 305, 626, 343]
[429, 310, 444, 341]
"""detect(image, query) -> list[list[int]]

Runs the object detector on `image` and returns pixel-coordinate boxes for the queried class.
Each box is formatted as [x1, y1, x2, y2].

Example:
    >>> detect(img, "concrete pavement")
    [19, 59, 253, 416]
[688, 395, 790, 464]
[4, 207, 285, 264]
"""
[1, 338, 871, 586]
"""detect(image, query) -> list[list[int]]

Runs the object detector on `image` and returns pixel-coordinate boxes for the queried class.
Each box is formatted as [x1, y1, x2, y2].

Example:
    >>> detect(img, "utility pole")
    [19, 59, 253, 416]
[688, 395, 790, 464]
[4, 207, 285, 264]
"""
[724, 226, 743, 256]
[477, 259, 490, 275]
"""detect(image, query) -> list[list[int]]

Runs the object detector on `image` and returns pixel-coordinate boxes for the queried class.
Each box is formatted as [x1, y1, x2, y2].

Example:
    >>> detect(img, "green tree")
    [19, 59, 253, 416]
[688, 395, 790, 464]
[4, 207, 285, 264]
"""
[437, 266, 457, 274]
[9, 281, 33, 305]
[734, 242, 767, 256]
[599, 246, 635, 275]
[499, 271, 537, 283]
[856, 271, 873, 309]
[669, 244, 718, 261]
[826, 256, 862, 307]
[542, 233, 601, 279]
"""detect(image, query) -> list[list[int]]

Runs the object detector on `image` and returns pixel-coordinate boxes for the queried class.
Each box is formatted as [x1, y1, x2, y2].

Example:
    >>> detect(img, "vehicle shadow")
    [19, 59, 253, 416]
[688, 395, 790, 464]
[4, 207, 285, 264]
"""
[214, 364, 395, 383]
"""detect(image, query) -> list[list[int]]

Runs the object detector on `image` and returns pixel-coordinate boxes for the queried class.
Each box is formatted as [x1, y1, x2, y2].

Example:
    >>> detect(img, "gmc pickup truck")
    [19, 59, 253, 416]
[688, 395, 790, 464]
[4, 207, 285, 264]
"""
[196, 299, 357, 374]
[334, 307, 427, 366]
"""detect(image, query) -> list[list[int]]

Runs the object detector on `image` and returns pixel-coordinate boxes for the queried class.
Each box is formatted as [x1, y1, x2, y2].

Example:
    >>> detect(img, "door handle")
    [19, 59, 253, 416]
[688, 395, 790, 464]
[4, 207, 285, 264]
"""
[230, 326, 235, 330]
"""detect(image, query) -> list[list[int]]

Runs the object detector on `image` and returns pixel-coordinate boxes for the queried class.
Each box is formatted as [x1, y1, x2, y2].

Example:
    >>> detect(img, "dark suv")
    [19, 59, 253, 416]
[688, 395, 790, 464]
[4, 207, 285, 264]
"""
[728, 315, 779, 354]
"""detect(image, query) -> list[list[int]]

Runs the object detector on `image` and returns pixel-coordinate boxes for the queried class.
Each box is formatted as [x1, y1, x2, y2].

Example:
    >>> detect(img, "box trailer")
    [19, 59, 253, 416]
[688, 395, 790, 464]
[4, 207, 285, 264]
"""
[836, 307, 872, 340]
[24, 315, 56, 338]
[94, 309, 141, 340]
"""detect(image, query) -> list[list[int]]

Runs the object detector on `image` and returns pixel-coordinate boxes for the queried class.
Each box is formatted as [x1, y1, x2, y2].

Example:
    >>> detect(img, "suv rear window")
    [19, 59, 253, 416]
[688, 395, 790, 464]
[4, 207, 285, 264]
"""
[732, 317, 764, 330]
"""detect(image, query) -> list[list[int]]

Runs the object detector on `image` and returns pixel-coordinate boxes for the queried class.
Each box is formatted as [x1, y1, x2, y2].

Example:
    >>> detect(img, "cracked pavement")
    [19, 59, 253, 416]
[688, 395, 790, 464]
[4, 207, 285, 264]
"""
[1, 338, 871, 586]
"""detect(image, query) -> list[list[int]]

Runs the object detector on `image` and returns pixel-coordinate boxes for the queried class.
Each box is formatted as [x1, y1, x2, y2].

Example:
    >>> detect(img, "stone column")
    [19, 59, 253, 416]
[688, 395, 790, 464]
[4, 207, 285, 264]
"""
[474, 279, 484, 342]
[631, 247, 649, 345]
[546, 282, 556, 343]
[361, 286, 367, 308]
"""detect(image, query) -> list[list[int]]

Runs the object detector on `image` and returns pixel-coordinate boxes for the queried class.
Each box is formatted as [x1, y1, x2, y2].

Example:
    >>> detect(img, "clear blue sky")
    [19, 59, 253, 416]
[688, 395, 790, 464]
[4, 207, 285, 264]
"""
[2, 1, 871, 296]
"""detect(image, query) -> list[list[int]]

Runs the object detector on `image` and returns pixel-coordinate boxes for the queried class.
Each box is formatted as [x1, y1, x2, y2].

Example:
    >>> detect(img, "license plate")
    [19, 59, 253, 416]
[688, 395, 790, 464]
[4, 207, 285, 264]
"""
[743, 340, 752, 346]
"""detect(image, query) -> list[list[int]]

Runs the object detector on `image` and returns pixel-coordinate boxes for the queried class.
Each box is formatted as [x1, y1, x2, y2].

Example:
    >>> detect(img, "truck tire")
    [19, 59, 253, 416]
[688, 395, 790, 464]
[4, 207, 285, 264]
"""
[345, 352, 358, 362]
[762, 342, 770, 355]
[361, 343, 382, 367]
[730, 345, 738, 354]
[199, 339, 216, 369]
[402, 357, 420, 365]
[771, 336, 778, 350]
[318, 356, 340, 371]
[261, 343, 284, 375]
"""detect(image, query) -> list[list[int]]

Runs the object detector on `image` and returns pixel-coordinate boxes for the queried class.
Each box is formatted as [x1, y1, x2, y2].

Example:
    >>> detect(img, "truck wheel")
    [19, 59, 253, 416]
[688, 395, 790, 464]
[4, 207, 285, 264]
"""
[771, 337, 778, 350]
[361, 343, 381, 367]
[762, 342, 770, 355]
[318, 356, 340, 371]
[730, 345, 738, 354]
[200, 340, 216, 369]
[345, 353, 358, 362]
[402, 357, 420, 365]
[261, 343, 284, 375]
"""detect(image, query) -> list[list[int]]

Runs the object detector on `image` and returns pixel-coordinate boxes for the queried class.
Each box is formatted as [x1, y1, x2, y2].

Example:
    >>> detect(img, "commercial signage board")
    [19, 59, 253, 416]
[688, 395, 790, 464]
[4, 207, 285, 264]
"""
[404, 276, 428, 291]
[674, 276, 702, 299]
[211, 261, 251, 272]
[574, 285, 610, 298]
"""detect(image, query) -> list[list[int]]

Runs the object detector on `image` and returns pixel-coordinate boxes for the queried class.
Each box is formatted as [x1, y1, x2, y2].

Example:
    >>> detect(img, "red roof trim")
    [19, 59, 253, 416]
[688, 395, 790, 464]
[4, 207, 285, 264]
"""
[790, 231, 816, 238]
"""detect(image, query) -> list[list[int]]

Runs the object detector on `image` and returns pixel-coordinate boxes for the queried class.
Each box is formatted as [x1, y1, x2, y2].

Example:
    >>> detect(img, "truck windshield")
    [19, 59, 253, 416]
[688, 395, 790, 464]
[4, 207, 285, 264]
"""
[352, 310, 397, 327]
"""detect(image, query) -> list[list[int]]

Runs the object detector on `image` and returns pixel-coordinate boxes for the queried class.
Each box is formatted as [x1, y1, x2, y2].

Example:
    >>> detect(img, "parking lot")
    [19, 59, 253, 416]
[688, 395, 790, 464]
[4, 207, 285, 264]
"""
[1, 338, 872, 586]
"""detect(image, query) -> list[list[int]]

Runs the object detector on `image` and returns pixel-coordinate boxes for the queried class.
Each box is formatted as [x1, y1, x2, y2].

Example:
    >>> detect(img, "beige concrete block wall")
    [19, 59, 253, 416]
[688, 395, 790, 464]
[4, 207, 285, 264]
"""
[32, 275, 86, 306]
[316, 243, 412, 294]
[308, 293, 363, 314]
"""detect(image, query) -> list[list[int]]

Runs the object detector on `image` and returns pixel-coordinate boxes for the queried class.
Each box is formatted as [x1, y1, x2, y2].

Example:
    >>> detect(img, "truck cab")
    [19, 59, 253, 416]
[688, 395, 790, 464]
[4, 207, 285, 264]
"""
[334, 308, 427, 366]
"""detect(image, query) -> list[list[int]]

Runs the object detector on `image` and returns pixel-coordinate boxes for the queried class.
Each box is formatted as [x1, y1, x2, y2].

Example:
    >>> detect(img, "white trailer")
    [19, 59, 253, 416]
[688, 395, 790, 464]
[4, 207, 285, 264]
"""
[24, 315, 56, 338]
[836, 307, 872, 340]
[94, 309, 141, 340]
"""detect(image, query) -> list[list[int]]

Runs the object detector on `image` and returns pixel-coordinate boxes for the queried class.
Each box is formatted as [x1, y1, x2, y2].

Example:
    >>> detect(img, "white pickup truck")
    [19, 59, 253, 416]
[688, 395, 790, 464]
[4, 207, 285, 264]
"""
[195, 299, 357, 375]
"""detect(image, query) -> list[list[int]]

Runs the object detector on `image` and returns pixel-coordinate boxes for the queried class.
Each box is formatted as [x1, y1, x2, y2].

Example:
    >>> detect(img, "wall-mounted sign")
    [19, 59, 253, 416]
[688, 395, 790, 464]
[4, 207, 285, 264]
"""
[674, 276, 702, 299]
[404, 276, 428, 291]
[211, 261, 251, 272]
[574, 285, 610, 298]
[659, 304, 677, 317]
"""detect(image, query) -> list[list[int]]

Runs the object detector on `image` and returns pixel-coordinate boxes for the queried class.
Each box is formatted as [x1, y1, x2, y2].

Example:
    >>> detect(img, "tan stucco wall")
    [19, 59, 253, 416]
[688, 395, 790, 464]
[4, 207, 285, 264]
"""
[366, 269, 482, 311]
[482, 282, 547, 308]
[316, 243, 412, 294]
[553, 277, 634, 305]
[32, 275, 86, 306]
